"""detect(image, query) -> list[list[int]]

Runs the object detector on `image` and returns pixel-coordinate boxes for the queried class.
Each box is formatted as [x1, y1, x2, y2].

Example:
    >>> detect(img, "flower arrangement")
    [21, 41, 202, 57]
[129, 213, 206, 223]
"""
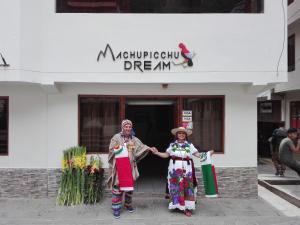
[84, 155, 104, 204]
[56, 146, 104, 206]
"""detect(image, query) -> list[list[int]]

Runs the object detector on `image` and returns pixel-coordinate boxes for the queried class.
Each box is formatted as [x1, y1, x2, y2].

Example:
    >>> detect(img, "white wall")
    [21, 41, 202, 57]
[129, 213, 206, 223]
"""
[20, 0, 43, 72]
[0, 83, 257, 168]
[0, 84, 47, 168]
[0, 0, 287, 85]
[47, 93, 78, 169]
[0, 0, 21, 80]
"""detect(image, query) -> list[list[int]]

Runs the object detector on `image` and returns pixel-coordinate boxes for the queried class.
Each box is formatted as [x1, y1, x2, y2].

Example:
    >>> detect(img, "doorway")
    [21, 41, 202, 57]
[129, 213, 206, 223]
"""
[125, 99, 175, 193]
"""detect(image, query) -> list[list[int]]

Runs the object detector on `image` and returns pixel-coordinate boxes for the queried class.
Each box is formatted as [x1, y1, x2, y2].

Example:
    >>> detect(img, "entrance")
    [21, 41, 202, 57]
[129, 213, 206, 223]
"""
[125, 99, 175, 192]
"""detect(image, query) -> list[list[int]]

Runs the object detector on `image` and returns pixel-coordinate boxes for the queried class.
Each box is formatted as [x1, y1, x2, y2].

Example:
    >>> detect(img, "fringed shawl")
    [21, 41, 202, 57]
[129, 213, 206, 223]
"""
[107, 133, 150, 189]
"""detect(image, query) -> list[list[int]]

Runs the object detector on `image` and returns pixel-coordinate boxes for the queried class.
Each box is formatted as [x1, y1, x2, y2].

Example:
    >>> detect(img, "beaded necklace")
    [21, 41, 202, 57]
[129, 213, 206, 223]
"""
[171, 142, 191, 153]
[171, 141, 191, 175]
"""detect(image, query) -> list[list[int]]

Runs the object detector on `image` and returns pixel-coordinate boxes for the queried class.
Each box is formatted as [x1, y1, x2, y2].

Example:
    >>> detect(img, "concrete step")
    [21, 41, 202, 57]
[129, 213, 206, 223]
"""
[258, 179, 300, 208]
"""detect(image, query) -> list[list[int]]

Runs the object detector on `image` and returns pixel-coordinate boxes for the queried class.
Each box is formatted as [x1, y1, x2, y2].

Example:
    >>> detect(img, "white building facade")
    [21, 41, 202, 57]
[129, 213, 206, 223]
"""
[0, 0, 287, 198]
[257, 0, 300, 158]
[274, 0, 300, 129]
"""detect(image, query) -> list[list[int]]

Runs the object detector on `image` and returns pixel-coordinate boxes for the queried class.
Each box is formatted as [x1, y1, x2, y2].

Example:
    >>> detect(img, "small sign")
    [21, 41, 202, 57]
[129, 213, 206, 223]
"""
[182, 122, 193, 129]
[182, 110, 192, 117]
[182, 116, 192, 122]
[260, 102, 272, 114]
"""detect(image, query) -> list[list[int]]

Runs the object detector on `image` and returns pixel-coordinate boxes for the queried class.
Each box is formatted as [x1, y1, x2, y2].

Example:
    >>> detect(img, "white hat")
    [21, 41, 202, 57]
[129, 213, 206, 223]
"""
[171, 127, 192, 136]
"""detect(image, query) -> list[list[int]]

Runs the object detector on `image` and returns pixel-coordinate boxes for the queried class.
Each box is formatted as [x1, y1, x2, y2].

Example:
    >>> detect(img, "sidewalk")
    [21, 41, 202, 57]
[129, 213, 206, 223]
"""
[258, 158, 300, 204]
[1, 160, 299, 225]
[0, 195, 299, 225]
[258, 157, 300, 217]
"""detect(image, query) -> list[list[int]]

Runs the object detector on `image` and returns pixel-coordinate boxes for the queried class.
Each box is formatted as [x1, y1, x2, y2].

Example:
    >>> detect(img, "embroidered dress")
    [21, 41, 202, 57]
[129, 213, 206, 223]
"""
[166, 141, 198, 211]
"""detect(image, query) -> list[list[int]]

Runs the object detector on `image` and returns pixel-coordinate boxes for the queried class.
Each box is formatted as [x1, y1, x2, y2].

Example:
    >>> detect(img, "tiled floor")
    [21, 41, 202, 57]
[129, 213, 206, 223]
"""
[135, 175, 166, 194]
[258, 158, 300, 209]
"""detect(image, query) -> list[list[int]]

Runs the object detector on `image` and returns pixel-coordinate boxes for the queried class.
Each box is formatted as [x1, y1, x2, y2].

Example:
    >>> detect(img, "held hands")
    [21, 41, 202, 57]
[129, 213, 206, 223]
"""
[150, 147, 159, 155]
[150, 147, 169, 158]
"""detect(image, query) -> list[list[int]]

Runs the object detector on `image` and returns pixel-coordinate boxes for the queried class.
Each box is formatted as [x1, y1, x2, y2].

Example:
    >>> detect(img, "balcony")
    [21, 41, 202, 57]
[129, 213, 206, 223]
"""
[288, 0, 300, 26]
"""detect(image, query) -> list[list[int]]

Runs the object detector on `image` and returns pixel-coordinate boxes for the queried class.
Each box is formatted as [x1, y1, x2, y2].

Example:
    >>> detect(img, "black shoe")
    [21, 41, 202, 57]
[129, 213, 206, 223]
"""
[113, 210, 121, 219]
[126, 206, 135, 213]
[275, 171, 280, 176]
[279, 172, 284, 177]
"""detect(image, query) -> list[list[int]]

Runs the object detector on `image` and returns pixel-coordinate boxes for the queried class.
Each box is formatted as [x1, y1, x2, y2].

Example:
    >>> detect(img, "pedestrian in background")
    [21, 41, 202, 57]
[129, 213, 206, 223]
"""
[269, 124, 287, 176]
[279, 128, 300, 177]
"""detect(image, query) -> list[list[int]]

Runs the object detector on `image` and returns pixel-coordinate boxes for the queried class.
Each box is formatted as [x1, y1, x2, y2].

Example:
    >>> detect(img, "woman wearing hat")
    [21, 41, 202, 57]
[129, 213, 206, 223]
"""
[152, 127, 214, 217]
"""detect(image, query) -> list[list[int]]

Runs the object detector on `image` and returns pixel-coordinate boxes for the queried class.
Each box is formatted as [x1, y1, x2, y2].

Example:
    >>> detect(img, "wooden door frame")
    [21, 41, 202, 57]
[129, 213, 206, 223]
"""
[122, 96, 180, 127]
[0, 96, 9, 156]
[78, 95, 225, 154]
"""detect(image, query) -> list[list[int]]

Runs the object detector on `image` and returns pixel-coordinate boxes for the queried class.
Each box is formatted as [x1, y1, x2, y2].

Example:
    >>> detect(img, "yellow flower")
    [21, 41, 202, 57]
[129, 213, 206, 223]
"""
[61, 159, 68, 170]
[73, 155, 86, 169]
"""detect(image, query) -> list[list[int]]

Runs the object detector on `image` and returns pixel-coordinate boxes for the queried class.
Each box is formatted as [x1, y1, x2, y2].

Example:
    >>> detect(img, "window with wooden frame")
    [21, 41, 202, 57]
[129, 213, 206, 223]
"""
[79, 96, 120, 153]
[182, 97, 224, 153]
[56, 0, 264, 13]
[290, 101, 300, 131]
[0, 97, 9, 155]
[288, 0, 294, 6]
[288, 34, 295, 72]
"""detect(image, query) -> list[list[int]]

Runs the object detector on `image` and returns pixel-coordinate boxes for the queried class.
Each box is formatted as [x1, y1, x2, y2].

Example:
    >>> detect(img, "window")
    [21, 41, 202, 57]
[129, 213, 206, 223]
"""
[290, 101, 300, 131]
[183, 97, 224, 153]
[288, 0, 294, 6]
[57, 0, 264, 13]
[0, 97, 8, 155]
[288, 34, 295, 72]
[79, 96, 120, 153]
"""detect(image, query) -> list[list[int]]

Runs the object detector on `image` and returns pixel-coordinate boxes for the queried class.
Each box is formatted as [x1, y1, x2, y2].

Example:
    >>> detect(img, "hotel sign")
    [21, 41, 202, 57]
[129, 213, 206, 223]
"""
[97, 43, 195, 72]
[182, 110, 193, 129]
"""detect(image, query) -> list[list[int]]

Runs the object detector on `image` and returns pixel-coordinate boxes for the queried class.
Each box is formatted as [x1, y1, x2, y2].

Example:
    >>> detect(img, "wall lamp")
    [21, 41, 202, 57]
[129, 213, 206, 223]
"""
[0, 53, 9, 67]
[162, 84, 168, 89]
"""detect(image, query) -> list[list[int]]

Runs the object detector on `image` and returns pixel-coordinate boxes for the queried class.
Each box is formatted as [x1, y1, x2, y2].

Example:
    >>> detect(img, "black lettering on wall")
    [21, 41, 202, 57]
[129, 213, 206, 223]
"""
[97, 44, 116, 61]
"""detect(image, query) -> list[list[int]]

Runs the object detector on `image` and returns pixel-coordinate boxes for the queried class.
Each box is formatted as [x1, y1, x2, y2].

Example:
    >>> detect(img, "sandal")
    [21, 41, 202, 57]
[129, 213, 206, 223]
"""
[184, 209, 192, 217]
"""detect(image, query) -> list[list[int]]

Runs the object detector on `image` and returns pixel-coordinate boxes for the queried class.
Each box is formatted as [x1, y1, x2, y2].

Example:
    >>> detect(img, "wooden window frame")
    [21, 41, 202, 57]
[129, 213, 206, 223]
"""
[57, 0, 264, 14]
[288, 34, 296, 72]
[78, 95, 121, 154]
[0, 96, 9, 156]
[288, 0, 294, 6]
[290, 101, 300, 130]
[78, 95, 225, 154]
[181, 96, 225, 155]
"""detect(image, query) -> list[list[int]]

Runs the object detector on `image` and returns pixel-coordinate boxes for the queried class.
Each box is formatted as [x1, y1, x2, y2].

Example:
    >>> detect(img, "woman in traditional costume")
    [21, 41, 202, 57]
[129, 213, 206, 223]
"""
[153, 127, 214, 217]
[107, 119, 154, 219]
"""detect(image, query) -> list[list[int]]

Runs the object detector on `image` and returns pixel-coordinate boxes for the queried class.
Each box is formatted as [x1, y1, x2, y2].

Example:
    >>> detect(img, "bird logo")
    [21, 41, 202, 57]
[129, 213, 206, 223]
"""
[172, 43, 195, 68]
